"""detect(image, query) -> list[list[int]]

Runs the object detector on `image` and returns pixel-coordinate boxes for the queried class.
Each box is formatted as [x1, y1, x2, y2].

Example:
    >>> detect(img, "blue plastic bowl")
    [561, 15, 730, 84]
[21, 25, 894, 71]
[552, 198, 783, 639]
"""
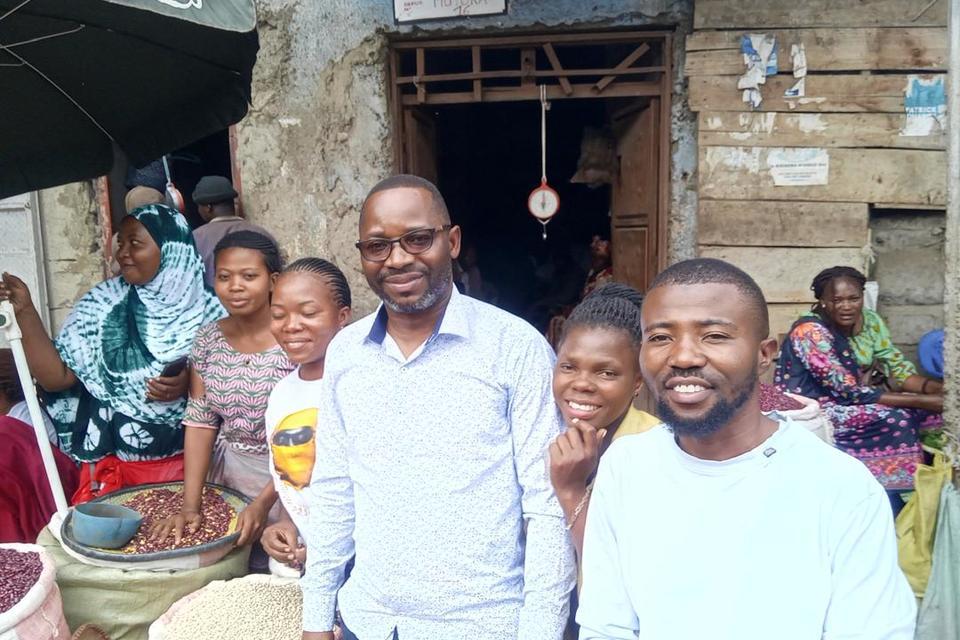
[72, 503, 143, 549]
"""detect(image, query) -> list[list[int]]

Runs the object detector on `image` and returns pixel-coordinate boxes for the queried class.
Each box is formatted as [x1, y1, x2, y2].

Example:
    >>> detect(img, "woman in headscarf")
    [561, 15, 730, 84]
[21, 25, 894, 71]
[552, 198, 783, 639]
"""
[0, 204, 224, 503]
[775, 266, 942, 496]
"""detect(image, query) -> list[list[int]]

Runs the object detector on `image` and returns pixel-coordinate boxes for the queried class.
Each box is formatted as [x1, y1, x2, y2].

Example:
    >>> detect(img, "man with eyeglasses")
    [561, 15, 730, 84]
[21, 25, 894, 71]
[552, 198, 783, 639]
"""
[301, 174, 575, 640]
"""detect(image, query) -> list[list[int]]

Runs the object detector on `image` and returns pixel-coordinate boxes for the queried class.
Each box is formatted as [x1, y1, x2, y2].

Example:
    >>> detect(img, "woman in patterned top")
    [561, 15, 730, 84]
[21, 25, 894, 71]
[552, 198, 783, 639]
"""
[775, 266, 943, 493]
[150, 230, 294, 553]
[0, 204, 224, 502]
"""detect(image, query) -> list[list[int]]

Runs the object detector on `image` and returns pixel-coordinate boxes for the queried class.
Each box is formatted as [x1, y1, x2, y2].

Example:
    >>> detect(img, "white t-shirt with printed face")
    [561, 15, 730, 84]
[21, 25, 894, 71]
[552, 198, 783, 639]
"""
[264, 369, 323, 533]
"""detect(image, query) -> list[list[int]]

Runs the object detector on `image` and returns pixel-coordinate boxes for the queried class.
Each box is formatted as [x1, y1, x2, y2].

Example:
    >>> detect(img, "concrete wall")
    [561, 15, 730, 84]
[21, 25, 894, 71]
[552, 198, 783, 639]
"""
[241, 0, 696, 314]
[38, 183, 105, 332]
[871, 211, 945, 369]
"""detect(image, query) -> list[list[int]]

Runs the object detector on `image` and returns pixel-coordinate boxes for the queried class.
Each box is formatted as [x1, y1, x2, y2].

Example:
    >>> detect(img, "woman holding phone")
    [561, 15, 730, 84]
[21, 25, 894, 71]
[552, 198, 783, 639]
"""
[0, 204, 224, 503]
[150, 231, 294, 565]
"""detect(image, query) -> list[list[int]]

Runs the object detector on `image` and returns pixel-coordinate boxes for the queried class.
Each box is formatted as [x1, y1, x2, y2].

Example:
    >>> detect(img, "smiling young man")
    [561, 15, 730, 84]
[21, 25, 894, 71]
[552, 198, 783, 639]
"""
[576, 258, 916, 640]
[300, 175, 575, 640]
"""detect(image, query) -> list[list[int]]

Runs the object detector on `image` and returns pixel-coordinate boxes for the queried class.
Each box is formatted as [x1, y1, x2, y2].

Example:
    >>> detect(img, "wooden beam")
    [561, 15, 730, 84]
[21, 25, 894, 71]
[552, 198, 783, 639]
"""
[415, 48, 426, 104]
[521, 48, 536, 86]
[595, 43, 650, 93]
[767, 303, 818, 342]
[698, 246, 869, 303]
[697, 200, 870, 247]
[688, 73, 943, 113]
[395, 65, 666, 85]
[685, 27, 947, 76]
[472, 46, 482, 101]
[698, 111, 946, 150]
[401, 81, 661, 105]
[543, 43, 573, 96]
[699, 146, 946, 206]
[694, 0, 946, 29]
[391, 31, 669, 50]
[874, 202, 946, 210]
[657, 33, 672, 272]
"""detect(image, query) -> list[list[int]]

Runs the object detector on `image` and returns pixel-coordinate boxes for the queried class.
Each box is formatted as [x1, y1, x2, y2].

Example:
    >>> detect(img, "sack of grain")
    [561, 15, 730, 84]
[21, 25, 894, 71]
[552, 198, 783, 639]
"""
[36, 526, 250, 640]
[149, 574, 302, 640]
[0, 543, 69, 640]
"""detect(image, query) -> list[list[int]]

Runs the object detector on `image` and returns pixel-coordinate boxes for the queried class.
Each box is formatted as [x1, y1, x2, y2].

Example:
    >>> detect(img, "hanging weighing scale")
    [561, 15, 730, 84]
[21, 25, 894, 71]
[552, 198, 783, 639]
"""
[528, 85, 559, 239]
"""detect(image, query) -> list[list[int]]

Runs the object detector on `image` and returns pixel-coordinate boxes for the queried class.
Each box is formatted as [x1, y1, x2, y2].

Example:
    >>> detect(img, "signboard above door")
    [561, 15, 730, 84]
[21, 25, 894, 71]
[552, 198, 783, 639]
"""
[394, 0, 507, 23]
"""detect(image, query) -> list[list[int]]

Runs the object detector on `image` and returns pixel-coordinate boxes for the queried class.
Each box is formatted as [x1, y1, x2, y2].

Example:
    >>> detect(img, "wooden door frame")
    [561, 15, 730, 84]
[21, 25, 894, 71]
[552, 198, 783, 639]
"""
[388, 30, 673, 272]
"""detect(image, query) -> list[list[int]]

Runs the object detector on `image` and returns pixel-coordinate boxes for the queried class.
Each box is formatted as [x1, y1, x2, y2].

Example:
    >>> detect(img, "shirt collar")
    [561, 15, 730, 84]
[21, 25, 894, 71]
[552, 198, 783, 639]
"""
[366, 284, 471, 345]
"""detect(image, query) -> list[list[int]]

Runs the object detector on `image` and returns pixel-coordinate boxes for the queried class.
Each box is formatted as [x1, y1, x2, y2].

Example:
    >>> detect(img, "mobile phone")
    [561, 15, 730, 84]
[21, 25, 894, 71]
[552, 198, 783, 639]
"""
[160, 357, 188, 378]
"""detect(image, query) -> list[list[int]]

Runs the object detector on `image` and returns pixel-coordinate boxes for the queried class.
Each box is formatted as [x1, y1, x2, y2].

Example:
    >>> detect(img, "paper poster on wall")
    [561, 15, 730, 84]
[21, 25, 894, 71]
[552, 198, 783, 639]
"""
[900, 75, 946, 137]
[394, 0, 507, 23]
[766, 148, 829, 186]
[738, 33, 777, 108]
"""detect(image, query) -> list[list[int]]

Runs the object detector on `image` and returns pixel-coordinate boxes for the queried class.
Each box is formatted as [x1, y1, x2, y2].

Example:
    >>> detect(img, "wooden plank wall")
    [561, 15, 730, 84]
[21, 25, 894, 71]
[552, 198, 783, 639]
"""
[687, 0, 948, 340]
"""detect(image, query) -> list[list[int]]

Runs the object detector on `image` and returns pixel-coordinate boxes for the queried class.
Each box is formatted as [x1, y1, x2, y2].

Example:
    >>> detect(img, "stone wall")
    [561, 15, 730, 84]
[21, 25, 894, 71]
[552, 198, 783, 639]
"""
[38, 183, 105, 332]
[240, 0, 696, 314]
[871, 211, 945, 369]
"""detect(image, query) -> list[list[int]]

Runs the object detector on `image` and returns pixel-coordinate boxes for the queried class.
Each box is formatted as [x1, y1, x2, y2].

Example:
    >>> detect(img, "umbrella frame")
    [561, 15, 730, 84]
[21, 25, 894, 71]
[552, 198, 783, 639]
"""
[0, 300, 69, 516]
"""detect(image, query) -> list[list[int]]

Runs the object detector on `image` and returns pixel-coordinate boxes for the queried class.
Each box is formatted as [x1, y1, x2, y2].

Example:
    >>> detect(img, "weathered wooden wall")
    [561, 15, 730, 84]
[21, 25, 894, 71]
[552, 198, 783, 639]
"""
[687, 0, 948, 340]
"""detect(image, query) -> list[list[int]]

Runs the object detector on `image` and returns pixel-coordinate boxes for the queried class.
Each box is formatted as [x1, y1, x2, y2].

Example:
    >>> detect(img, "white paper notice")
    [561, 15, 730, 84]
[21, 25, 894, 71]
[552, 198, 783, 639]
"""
[395, 0, 507, 22]
[766, 148, 829, 186]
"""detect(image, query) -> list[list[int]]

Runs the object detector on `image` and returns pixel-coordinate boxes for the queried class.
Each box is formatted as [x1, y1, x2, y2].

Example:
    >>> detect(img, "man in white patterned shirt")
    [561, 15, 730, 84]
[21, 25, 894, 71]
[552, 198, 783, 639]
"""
[301, 175, 575, 640]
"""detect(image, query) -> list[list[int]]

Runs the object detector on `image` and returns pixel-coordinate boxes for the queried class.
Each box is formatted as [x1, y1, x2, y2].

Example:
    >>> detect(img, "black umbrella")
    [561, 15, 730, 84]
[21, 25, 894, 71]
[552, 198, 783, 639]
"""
[0, 0, 258, 199]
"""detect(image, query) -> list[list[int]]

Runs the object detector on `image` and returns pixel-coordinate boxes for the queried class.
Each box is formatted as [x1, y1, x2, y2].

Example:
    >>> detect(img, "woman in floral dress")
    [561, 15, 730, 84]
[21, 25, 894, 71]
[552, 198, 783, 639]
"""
[775, 266, 942, 493]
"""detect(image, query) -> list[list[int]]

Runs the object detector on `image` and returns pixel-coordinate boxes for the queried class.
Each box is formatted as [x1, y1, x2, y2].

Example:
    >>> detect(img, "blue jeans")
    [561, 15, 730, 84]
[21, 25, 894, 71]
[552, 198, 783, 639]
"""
[341, 624, 398, 640]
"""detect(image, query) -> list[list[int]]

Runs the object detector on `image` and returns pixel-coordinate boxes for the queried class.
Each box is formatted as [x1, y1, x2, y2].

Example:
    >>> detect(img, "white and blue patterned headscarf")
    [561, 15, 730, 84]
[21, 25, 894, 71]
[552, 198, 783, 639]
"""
[48, 205, 225, 460]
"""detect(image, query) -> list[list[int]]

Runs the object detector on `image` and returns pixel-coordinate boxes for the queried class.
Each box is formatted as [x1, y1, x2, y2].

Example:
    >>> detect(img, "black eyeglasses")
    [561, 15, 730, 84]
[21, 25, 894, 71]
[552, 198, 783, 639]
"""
[355, 225, 451, 262]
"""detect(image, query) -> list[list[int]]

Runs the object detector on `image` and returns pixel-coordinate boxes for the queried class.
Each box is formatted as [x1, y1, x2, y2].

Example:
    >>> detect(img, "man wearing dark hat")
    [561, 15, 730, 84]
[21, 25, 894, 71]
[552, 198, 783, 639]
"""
[192, 175, 275, 287]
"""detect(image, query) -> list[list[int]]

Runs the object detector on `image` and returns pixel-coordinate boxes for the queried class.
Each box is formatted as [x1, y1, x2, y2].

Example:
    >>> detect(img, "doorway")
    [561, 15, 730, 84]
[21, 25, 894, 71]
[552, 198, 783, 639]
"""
[389, 31, 671, 328]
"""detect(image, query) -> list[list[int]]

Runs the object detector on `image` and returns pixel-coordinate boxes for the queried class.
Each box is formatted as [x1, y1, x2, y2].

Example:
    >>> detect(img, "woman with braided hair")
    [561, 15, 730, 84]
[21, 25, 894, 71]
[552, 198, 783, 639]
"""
[258, 257, 352, 575]
[150, 230, 295, 562]
[547, 282, 659, 639]
[775, 266, 942, 495]
[549, 283, 659, 558]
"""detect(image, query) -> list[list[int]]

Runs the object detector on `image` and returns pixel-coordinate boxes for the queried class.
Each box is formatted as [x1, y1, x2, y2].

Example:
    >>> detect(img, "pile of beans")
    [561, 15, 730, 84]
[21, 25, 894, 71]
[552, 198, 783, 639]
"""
[160, 579, 302, 640]
[0, 548, 41, 614]
[120, 487, 235, 554]
[759, 383, 805, 412]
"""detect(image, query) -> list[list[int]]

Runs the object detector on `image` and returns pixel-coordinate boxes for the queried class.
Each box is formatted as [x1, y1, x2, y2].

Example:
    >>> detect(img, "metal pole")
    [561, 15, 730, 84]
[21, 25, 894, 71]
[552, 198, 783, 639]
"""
[946, 0, 960, 483]
[0, 300, 69, 514]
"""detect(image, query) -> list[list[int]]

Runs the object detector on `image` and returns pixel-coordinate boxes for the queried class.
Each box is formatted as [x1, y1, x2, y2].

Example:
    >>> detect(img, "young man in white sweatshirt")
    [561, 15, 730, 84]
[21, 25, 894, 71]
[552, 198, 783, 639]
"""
[577, 258, 916, 640]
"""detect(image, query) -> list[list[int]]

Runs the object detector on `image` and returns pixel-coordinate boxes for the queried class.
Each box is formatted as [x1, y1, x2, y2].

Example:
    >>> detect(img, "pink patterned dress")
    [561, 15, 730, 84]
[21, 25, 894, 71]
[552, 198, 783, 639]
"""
[183, 322, 295, 502]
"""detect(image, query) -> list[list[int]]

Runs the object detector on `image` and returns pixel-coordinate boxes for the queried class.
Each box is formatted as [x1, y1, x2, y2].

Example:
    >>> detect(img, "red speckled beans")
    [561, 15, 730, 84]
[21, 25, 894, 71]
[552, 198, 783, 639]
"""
[0, 548, 41, 613]
[121, 487, 235, 554]
[759, 383, 805, 413]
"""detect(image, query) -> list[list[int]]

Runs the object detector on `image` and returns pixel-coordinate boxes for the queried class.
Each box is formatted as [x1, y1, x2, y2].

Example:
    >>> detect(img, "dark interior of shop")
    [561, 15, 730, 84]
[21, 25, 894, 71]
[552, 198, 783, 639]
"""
[109, 129, 232, 229]
[433, 99, 612, 329]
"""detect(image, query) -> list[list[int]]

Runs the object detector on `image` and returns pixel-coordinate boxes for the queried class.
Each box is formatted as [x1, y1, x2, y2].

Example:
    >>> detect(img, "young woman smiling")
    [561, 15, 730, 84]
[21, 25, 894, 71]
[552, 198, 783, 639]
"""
[150, 231, 294, 563]
[549, 283, 659, 557]
[259, 258, 352, 573]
